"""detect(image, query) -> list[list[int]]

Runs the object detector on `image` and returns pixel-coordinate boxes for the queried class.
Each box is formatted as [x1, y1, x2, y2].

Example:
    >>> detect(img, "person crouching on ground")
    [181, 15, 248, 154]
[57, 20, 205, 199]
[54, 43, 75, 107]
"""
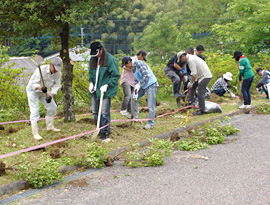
[89, 42, 120, 142]
[121, 56, 158, 129]
[180, 53, 212, 115]
[26, 57, 62, 140]
[211, 72, 236, 98]
[255, 67, 270, 100]
[232, 51, 254, 109]
[120, 50, 147, 119]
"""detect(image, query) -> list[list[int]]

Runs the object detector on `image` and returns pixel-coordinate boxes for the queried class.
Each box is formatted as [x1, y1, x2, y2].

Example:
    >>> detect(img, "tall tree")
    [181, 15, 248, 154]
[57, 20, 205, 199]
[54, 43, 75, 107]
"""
[0, 0, 126, 122]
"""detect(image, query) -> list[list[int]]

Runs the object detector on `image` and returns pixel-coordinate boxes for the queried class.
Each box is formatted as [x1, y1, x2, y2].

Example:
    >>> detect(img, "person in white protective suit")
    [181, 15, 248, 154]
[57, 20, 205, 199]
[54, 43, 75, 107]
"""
[26, 57, 62, 140]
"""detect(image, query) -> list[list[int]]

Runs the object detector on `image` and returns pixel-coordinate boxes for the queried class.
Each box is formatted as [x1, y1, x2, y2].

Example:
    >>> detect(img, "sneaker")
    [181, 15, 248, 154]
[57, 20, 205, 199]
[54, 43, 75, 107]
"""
[239, 104, 247, 109]
[192, 110, 205, 115]
[120, 110, 127, 115]
[143, 124, 153, 129]
[124, 112, 131, 119]
[245, 105, 251, 109]
[100, 132, 110, 142]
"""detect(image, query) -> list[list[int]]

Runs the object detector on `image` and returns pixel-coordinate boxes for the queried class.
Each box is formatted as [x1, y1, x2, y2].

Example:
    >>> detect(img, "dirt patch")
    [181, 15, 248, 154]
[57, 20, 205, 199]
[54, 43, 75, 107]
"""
[140, 108, 149, 112]
[7, 126, 20, 134]
[116, 123, 130, 128]
[76, 118, 96, 125]
[170, 132, 183, 142]
[0, 125, 4, 130]
[245, 108, 251, 114]
[0, 160, 6, 176]
[187, 126, 196, 136]
[54, 141, 68, 148]
[68, 178, 89, 187]
[210, 93, 223, 103]
[50, 148, 63, 159]
[104, 155, 114, 167]
[156, 108, 175, 116]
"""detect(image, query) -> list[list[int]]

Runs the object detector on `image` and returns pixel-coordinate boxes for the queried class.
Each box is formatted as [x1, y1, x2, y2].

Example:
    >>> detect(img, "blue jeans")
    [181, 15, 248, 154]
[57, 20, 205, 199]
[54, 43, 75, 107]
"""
[91, 92, 111, 135]
[214, 87, 226, 96]
[131, 83, 158, 126]
[242, 76, 254, 105]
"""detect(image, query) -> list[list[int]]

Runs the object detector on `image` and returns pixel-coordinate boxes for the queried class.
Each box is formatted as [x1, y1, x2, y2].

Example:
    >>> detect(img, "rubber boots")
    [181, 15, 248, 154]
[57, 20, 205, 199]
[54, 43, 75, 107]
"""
[173, 82, 181, 97]
[31, 122, 43, 140]
[46, 116, 60, 132]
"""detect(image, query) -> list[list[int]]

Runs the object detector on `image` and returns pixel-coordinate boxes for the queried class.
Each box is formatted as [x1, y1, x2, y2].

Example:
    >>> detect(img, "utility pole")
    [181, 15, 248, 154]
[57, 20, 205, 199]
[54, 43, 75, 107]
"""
[81, 27, 84, 48]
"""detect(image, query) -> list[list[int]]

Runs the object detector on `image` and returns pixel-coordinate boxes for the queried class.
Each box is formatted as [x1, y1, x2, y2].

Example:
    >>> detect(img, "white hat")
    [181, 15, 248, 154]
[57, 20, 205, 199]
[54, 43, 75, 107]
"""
[51, 57, 62, 72]
[223, 72, 233, 81]
[177, 51, 185, 62]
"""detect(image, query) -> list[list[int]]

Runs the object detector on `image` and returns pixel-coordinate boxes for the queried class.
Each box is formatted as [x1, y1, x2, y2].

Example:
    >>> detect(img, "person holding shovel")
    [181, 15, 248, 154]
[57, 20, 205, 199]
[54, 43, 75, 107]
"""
[211, 72, 236, 97]
[89, 42, 120, 142]
[121, 56, 158, 129]
[26, 57, 62, 140]
[232, 51, 254, 109]
[180, 53, 212, 115]
[164, 52, 187, 97]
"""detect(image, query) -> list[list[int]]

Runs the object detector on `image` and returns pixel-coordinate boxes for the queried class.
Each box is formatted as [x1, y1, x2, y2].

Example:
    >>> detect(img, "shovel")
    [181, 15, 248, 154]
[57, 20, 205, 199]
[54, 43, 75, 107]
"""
[184, 88, 190, 106]
[35, 55, 48, 98]
[238, 82, 243, 107]
[91, 92, 104, 142]
[176, 75, 185, 107]
[130, 97, 136, 127]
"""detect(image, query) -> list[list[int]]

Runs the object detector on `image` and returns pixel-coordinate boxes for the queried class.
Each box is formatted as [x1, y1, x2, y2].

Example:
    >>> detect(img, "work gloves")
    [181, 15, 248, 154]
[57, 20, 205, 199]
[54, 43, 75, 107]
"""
[46, 96, 52, 103]
[230, 93, 236, 98]
[89, 82, 94, 93]
[133, 83, 140, 100]
[100, 84, 108, 93]
[41, 87, 47, 93]
[187, 82, 193, 89]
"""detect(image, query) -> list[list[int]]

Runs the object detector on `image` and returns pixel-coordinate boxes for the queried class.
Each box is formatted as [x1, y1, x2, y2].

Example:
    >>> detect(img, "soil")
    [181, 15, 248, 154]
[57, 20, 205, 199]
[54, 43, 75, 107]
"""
[7, 126, 20, 134]
[50, 148, 63, 159]
[187, 126, 196, 136]
[210, 93, 223, 103]
[0, 160, 6, 176]
[140, 108, 149, 112]
[29, 147, 46, 153]
[104, 155, 114, 167]
[170, 132, 182, 142]
[116, 123, 130, 128]
[54, 141, 68, 148]
[76, 118, 96, 125]
[0, 125, 4, 130]
[245, 108, 251, 114]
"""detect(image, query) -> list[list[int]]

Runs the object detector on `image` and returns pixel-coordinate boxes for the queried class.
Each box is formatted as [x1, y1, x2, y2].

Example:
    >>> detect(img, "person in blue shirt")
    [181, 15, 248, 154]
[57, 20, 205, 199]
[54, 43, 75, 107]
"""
[121, 56, 158, 129]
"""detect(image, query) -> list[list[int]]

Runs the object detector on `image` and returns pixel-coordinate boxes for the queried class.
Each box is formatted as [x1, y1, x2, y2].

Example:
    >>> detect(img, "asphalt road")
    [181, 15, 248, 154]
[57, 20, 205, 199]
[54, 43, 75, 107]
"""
[12, 114, 270, 204]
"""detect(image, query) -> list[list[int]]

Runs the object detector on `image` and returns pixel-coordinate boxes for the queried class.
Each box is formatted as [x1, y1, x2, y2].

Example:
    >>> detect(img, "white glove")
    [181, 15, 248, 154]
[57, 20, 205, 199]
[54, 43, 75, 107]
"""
[256, 88, 259, 92]
[231, 93, 236, 98]
[183, 75, 188, 83]
[133, 83, 140, 100]
[89, 83, 94, 93]
[187, 82, 193, 89]
[100, 84, 108, 93]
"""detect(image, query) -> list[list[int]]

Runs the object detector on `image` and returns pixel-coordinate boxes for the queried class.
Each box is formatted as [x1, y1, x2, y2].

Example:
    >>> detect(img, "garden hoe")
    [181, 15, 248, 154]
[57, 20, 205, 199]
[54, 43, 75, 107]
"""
[35, 54, 48, 98]
[130, 96, 136, 127]
[91, 92, 104, 142]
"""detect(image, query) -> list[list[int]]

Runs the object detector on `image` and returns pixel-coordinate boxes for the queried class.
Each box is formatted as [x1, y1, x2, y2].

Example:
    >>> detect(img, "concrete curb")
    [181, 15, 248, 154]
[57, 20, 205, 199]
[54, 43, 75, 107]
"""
[0, 106, 257, 198]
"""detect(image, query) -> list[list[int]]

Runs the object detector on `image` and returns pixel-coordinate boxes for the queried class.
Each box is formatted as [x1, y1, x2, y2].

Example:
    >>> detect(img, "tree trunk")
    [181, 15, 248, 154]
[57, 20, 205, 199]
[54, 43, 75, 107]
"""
[60, 22, 75, 122]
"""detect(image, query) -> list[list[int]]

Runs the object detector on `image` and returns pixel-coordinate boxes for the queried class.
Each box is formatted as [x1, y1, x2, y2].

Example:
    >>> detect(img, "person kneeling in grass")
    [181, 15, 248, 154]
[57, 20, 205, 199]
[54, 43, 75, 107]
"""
[121, 56, 158, 129]
[211, 72, 236, 98]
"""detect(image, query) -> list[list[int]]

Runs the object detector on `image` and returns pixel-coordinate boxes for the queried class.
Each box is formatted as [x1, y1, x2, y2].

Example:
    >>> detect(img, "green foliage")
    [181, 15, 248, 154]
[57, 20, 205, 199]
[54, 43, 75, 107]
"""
[16, 154, 63, 189]
[124, 139, 174, 168]
[85, 143, 109, 168]
[0, 46, 28, 111]
[175, 137, 209, 151]
[256, 103, 270, 114]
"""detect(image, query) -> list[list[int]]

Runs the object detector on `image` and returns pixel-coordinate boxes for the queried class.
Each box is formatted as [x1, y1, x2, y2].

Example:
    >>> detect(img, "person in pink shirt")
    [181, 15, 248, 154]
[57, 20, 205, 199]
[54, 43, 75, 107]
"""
[120, 50, 147, 118]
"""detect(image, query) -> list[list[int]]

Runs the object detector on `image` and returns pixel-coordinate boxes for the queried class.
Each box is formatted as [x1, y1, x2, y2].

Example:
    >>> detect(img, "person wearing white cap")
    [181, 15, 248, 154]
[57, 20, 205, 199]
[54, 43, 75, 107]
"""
[26, 57, 62, 140]
[210, 72, 236, 98]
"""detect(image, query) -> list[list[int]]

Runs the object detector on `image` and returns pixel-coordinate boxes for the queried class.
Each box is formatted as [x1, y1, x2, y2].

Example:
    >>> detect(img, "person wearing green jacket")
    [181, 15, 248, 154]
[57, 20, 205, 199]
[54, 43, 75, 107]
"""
[232, 51, 254, 109]
[89, 42, 120, 142]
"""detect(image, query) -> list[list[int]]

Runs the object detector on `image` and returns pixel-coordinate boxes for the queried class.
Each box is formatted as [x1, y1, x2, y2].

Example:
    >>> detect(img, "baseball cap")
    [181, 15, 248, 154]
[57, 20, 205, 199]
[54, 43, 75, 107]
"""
[137, 50, 147, 61]
[232, 51, 242, 59]
[256, 67, 263, 74]
[90, 41, 103, 56]
[51, 57, 62, 72]
[121, 56, 132, 68]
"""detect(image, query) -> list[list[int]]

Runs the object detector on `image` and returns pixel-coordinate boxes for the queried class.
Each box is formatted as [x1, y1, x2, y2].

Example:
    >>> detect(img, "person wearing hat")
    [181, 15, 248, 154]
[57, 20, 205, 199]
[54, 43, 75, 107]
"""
[120, 50, 148, 118]
[210, 72, 236, 97]
[232, 51, 254, 109]
[26, 57, 62, 140]
[164, 52, 187, 97]
[89, 41, 120, 142]
[180, 53, 212, 115]
[121, 56, 158, 129]
[255, 67, 270, 99]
